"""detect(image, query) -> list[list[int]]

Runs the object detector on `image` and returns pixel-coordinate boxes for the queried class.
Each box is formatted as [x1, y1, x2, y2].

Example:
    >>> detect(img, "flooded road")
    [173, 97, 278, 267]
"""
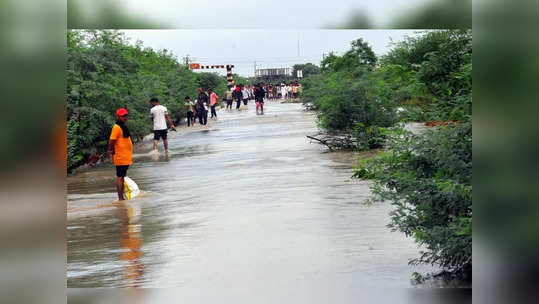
[67, 101, 432, 293]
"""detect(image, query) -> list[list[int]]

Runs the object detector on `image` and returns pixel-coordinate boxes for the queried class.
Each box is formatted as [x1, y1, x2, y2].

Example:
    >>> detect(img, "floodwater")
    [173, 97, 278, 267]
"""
[67, 101, 434, 295]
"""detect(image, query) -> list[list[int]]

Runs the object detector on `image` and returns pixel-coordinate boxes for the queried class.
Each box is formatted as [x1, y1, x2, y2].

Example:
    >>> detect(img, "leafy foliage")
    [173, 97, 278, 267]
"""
[357, 123, 472, 277]
[231, 74, 254, 87]
[305, 31, 472, 279]
[321, 38, 377, 73]
[303, 38, 396, 149]
[67, 30, 226, 172]
[348, 31, 472, 279]
[292, 63, 321, 78]
[382, 30, 472, 122]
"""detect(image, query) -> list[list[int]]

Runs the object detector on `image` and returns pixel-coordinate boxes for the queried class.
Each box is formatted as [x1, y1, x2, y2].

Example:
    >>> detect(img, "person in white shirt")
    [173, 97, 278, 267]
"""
[287, 85, 292, 99]
[241, 85, 250, 106]
[150, 97, 175, 153]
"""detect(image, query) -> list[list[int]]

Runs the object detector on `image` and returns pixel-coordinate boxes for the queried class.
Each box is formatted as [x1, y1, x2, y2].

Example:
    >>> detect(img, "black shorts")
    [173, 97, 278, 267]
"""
[226, 100, 233, 106]
[116, 165, 129, 177]
[154, 129, 167, 140]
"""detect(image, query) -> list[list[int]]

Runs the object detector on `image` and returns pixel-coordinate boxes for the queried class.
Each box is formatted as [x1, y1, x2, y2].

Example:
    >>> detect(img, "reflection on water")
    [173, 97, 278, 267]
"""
[68, 101, 436, 291]
[117, 202, 144, 287]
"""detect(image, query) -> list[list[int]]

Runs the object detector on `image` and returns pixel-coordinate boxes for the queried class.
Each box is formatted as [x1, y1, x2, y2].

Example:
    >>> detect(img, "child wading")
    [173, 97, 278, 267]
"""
[185, 96, 195, 126]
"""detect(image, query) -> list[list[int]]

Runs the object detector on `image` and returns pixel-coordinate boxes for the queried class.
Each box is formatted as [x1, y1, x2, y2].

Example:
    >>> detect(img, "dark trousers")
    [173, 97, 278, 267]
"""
[198, 110, 207, 125]
[236, 100, 241, 109]
[243, 99, 248, 105]
[187, 111, 194, 126]
[211, 105, 217, 118]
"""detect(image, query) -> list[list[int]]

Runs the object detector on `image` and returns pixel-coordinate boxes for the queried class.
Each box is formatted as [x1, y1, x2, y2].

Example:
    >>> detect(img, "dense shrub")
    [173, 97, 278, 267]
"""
[305, 31, 472, 279]
[302, 39, 397, 149]
[356, 122, 472, 277]
[382, 30, 472, 122]
[67, 30, 226, 172]
[351, 31, 472, 279]
[292, 63, 320, 78]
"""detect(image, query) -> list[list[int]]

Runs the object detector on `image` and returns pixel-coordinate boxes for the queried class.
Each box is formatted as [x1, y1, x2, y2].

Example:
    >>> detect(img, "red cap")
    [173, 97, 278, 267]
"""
[116, 108, 128, 117]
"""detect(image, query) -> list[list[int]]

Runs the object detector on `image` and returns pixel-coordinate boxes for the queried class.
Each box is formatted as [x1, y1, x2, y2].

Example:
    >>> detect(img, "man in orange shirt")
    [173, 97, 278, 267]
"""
[108, 108, 133, 201]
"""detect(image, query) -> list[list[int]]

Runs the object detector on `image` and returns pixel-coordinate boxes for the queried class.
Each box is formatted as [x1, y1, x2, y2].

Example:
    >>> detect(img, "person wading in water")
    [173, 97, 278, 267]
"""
[254, 84, 265, 115]
[196, 88, 209, 125]
[108, 108, 133, 201]
[208, 88, 219, 119]
[241, 85, 250, 107]
[184, 96, 196, 126]
[234, 85, 243, 111]
[225, 86, 233, 111]
[150, 97, 175, 153]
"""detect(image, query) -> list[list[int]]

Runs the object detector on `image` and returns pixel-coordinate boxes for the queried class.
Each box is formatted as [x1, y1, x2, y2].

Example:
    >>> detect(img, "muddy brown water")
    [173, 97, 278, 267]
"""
[67, 101, 435, 293]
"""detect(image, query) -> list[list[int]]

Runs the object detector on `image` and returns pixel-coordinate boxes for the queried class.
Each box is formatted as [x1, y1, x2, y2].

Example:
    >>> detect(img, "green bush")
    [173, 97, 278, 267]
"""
[302, 38, 397, 150]
[293, 63, 320, 78]
[357, 122, 472, 277]
[67, 30, 226, 172]
[348, 31, 473, 280]
[382, 30, 472, 123]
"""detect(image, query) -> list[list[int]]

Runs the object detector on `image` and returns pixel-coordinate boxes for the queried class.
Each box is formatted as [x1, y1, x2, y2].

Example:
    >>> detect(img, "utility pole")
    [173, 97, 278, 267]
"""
[183, 54, 191, 66]
[254, 61, 257, 78]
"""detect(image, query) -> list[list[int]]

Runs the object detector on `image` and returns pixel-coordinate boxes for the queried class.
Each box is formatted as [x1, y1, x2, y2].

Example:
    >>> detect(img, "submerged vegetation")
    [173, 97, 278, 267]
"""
[303, 30, 472, 279]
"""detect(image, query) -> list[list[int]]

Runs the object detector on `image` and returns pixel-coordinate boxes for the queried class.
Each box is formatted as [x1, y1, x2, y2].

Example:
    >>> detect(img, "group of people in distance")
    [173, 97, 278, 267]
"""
[186, 83, 269, 119]
[259, 82, 302, 100]
[223, 83, 265, 113]
[183, 82, 303, 123]
[107, 81, 302, 200]
[184, 87, 219, 127]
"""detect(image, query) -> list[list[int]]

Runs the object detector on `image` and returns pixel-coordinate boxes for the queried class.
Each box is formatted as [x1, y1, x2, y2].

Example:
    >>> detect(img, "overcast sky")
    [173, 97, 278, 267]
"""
[116, 0, 431, 28]
[121, 30, 422, 77]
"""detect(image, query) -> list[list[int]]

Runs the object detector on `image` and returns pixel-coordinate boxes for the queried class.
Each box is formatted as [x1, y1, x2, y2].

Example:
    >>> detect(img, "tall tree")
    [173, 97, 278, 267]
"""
[292, 63, 320, 79]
